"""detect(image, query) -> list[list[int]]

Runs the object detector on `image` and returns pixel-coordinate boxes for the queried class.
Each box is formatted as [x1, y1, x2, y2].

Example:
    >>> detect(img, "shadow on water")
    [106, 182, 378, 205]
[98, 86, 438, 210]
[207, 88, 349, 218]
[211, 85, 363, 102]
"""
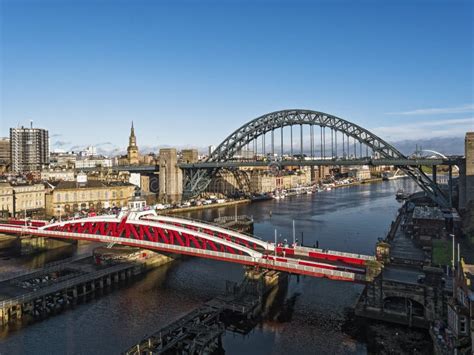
[0, 180, 428, 354]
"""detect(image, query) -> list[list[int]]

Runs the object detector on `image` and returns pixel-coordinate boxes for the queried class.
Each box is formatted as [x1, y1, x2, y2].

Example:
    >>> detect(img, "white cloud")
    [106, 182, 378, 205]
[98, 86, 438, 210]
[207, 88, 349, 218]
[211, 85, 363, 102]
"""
[386, 104, 474, 115]
[373, 117, 473, 140]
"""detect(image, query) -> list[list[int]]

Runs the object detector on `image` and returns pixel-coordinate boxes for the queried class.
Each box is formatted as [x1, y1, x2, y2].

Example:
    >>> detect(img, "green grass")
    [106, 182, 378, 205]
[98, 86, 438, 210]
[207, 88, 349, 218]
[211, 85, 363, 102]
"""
[432, 239, 452, 266]
[421, 166, 433, 174]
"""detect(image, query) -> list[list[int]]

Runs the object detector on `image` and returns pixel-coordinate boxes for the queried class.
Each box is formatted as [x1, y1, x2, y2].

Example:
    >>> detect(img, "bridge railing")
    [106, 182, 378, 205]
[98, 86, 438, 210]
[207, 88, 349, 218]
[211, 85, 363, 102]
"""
[213, 215, 253, 223]
[148, 214, 264, 242]
[294, 245, 375, 261]
[0, 225, 359, 283]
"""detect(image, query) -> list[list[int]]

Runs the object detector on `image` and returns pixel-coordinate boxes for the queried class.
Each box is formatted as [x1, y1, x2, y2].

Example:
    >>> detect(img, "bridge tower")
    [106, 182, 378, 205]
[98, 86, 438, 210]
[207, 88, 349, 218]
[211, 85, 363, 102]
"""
[159, 148, 182, 203]
[127, 121, 139, 165]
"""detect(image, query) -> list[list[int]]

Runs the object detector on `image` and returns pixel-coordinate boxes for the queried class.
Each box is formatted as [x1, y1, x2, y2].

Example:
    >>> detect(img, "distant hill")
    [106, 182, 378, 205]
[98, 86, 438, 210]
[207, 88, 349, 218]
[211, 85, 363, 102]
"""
[391, 136, 465, 156]
[85, 135, 468, 158]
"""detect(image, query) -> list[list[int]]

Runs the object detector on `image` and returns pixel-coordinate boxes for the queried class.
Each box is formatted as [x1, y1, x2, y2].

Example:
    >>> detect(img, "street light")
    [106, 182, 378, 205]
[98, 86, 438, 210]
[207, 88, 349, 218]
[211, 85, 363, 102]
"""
[450, 233, 455, 273]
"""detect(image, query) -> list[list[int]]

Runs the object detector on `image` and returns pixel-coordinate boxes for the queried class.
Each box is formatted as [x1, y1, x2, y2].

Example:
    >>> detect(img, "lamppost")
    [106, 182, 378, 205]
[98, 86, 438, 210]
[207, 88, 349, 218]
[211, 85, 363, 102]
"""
[450, 233, 455, 274]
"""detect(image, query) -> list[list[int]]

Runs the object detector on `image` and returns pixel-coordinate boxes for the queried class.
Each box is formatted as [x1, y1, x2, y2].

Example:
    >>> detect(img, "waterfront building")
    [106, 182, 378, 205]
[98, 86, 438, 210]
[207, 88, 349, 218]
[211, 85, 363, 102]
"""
[410, 206, 446, 241]
[0, 183, 13, 216]
[10, 124, 49, 173]
[45, 175, 135, 216]
[181, 149, 199, 163]
[206, 170, 240, 196]
[206, 168, 311, 196]
[0, 182, 46, 216]
[348, 167, 372, 180]
[250, 171, 276, 193]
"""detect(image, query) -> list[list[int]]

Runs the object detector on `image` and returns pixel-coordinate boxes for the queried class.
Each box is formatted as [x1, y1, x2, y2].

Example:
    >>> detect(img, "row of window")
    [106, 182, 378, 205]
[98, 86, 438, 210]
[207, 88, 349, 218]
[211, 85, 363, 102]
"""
[55, 200, 125, 211]
[55, 190, 124, 202]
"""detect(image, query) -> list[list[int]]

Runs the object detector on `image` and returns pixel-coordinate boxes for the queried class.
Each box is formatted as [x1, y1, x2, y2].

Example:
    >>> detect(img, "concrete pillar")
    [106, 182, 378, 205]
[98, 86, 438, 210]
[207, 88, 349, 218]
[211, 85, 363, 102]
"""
[1, 308, 8, 325]
[15, 305, 22, 320]
[159, 148, 183, 203]
[465, 132, 474, 208]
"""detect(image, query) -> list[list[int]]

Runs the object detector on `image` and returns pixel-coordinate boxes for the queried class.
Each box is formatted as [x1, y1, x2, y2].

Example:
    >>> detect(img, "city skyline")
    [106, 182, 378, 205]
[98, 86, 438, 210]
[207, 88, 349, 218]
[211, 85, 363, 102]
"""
[1, 0, 473, 150]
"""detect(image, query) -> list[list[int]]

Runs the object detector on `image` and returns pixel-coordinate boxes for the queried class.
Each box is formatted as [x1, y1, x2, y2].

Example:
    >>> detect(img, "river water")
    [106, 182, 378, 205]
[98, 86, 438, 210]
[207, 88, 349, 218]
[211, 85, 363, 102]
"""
[0, 179, 421, 354]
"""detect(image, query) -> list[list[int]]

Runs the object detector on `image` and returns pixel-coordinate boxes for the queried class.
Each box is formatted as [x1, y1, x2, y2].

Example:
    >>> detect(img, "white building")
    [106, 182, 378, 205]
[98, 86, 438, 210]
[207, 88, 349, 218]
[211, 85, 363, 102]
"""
[75, 157, 113, 169]
[80, 145, 97, 157]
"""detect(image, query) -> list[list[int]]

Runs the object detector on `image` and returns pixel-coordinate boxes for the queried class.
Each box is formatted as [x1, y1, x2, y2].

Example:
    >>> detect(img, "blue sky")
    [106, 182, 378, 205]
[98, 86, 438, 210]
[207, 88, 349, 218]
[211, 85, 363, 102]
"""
[1, 0, 473, 153]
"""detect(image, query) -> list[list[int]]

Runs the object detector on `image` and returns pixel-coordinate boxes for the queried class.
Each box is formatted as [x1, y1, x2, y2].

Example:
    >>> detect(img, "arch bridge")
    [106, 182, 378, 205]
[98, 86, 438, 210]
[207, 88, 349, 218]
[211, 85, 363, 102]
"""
[182, 109, 454, 207]
[0, 211, 378, 283]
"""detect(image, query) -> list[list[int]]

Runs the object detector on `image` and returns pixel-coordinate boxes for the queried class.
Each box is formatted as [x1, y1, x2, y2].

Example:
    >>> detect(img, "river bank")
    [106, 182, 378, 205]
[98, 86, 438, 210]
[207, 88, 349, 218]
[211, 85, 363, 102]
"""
[0, 179, 421, 354]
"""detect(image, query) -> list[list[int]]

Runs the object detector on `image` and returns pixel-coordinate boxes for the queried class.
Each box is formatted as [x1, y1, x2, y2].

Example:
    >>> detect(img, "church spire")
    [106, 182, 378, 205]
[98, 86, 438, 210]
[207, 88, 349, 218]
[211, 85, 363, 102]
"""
[127, 121, 139, 165]
[129, 121, 137, 147]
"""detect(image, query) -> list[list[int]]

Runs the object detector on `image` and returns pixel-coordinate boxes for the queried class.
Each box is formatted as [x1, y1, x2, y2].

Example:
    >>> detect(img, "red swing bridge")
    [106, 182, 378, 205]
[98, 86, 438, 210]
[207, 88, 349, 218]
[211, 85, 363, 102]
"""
[0, 211, 380, 283]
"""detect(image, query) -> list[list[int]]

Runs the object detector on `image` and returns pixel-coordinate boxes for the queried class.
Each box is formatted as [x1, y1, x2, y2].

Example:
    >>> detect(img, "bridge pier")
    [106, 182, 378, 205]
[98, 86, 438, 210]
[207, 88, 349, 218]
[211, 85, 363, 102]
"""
[355, 266, 446, 328]
[16, 235, 77, 256]
[19, 236, 46, 255]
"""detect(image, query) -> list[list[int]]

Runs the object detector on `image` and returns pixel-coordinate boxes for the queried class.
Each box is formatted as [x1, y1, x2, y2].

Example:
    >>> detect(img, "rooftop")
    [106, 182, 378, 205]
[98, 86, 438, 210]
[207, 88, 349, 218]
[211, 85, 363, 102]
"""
[54, 181, 134, 190]
[412, 206, 445, 221]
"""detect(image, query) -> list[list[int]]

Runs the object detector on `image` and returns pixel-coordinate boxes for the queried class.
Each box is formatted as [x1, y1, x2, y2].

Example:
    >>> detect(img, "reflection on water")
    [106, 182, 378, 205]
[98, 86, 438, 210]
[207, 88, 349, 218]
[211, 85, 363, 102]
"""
[0, 179, 419, 354]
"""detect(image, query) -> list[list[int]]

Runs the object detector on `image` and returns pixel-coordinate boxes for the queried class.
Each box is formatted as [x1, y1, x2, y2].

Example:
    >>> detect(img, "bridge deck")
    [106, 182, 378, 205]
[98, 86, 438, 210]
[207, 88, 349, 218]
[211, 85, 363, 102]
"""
[0, 214, 377, 283]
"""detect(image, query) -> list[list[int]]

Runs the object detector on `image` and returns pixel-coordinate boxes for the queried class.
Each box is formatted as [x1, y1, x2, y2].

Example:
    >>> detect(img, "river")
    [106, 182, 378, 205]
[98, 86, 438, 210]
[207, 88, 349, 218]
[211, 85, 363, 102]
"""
[0, 179, 423, 354]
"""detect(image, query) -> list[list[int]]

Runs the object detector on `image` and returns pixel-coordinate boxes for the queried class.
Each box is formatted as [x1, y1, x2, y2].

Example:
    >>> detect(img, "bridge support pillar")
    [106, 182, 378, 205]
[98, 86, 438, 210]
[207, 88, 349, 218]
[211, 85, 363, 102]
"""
[19, 236, 47, 255]
[432, 165, 437, 184]
[159, 148, 183, 203]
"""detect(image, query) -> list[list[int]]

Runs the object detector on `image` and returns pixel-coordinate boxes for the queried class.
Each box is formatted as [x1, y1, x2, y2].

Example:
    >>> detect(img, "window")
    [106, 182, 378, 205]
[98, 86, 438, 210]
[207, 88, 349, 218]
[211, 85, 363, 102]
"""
[460, 316, 467, 334]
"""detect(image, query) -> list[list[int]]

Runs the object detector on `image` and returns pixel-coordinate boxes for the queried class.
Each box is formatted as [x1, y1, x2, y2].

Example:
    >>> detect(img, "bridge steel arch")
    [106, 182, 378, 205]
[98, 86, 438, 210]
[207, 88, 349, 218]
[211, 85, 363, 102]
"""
[186, 109, 449, 207]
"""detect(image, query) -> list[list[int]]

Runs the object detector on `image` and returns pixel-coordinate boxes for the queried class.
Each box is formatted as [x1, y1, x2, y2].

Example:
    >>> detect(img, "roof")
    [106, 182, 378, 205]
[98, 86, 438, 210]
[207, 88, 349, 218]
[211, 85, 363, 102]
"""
[412, 206, 445, 220]
[54, 180, 134, 190]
